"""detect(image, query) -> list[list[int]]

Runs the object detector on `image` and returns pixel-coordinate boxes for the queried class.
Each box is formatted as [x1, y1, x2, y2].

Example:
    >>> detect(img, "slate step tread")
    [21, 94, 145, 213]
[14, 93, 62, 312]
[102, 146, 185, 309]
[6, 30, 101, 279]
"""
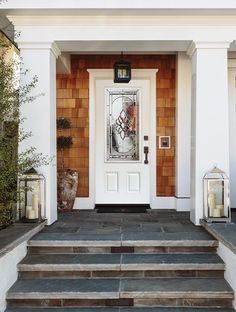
[4, 308, 236, 312]
[29, 231, 218, 247]
[7, 278, 233, 299]
[18, 253, 224, 271]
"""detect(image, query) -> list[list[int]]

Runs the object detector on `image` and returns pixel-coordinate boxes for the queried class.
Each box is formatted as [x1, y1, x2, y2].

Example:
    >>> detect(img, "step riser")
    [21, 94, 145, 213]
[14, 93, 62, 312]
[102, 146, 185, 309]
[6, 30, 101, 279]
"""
[28, 246, 218, 254]
[7, 297, 233, 308]
[18, 269, 224, 279]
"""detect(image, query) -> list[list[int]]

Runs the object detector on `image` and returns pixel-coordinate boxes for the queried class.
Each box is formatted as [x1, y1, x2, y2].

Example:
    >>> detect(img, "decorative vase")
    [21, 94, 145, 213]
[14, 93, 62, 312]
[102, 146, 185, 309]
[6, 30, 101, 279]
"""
[57, 169, 79, 212]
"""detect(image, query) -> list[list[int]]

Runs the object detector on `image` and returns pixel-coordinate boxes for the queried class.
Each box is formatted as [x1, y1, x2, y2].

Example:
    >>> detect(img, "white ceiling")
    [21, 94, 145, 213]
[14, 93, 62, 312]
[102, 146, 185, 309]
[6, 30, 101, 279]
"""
[56, 40, 236, 53]
[56, 40, 191, 53]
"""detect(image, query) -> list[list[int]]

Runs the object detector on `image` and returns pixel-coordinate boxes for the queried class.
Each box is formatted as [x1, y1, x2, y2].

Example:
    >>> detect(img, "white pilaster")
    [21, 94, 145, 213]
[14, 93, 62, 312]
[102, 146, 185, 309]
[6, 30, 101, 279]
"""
[19, 42, 61, 225]
[228, 60, 236, 209]
[175, 52, 191, 211]
[187, 41, 230, 225]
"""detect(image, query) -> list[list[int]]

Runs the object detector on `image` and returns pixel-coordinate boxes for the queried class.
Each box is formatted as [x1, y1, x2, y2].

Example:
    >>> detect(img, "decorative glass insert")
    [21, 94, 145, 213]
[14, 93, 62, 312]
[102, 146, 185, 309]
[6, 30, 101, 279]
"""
[106, 89, 140, 161]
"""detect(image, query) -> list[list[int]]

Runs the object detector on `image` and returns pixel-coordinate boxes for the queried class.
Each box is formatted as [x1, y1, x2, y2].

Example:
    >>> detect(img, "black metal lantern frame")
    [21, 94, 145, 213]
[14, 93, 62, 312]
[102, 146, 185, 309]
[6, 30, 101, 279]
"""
[114, 53, 131, 83]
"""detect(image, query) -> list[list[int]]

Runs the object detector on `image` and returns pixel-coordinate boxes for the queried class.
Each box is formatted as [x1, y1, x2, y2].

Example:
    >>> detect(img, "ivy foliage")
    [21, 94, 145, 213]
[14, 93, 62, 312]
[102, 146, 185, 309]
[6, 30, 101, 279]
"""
[57, 117, 73, 170]
[57, 117, 71, 130]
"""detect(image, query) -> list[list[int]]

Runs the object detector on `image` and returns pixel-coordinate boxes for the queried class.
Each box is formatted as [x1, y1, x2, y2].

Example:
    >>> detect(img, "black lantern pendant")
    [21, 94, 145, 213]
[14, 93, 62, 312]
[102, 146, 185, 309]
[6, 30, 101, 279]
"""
[113, 52, 131, 83]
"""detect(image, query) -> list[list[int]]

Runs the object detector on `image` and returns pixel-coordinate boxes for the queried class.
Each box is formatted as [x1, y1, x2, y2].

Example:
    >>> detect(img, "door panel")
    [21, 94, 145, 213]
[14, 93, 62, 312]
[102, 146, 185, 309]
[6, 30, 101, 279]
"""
[95, 79, 150, 204]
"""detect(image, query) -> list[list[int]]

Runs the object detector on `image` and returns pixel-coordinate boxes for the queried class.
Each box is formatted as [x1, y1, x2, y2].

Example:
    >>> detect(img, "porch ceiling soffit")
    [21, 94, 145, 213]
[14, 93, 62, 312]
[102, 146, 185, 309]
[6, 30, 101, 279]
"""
[17, 42, 61, 58]
[55, 41, 190, 54]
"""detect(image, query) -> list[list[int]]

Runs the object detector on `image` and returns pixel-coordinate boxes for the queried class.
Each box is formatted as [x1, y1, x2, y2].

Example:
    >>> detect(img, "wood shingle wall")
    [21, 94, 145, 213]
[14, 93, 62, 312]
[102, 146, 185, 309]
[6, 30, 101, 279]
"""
[56, 54, 176, 197]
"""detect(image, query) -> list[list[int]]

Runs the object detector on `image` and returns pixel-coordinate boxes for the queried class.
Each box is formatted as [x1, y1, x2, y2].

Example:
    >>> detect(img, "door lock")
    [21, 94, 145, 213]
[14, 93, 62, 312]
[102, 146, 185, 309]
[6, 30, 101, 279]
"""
[144, 146, 149, 164]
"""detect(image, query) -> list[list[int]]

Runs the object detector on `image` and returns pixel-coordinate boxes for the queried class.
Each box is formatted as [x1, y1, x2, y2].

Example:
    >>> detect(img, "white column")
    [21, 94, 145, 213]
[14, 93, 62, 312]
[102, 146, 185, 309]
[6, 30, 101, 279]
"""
[175, 52, 191, 211]
[19, 42, 61, 225]
[187, 41, 230, 225]
[228, 61, 236, 208]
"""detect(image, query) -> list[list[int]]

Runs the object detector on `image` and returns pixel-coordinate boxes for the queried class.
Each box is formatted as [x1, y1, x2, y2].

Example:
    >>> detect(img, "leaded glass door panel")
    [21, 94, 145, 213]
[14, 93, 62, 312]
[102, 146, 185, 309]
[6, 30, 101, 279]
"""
[106, 90, 140, 161]
[95, 79, 150, 204]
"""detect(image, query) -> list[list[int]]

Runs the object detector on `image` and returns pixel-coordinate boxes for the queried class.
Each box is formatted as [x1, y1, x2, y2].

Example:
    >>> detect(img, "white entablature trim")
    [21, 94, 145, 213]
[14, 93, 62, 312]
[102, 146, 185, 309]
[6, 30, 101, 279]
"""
[187, 41, 232, 57]
[3, 0, 236, 10]
[8, 15, 236, 27]
[18, 42, 61, 58]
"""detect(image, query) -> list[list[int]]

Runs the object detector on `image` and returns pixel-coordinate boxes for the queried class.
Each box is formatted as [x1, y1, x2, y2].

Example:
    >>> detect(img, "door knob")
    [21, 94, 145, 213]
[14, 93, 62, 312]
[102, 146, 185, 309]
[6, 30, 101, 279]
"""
[144, 146, 149, 164]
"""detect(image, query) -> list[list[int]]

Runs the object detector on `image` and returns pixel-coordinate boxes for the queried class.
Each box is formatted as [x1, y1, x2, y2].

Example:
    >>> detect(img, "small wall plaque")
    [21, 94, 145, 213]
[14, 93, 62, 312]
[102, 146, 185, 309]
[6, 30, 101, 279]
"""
[159, 136, 171, 149]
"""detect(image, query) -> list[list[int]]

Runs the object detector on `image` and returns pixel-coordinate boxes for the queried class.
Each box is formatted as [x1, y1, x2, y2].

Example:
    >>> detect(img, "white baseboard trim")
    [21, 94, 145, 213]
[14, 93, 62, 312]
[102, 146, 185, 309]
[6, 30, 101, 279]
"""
[73, 196, 191, 211]
[175, 197, 191, 211]
[150, 197, 176, 209]
[73, 197, 95, 210]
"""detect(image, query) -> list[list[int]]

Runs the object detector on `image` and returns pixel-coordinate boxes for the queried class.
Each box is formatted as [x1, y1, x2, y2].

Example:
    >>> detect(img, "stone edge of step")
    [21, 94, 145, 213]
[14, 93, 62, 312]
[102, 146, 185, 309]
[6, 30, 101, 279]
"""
[17, 263, 225, 272]
[27, 240, 218, 247]
[4, 309, 236, 312]
[6, 290, 234, 300]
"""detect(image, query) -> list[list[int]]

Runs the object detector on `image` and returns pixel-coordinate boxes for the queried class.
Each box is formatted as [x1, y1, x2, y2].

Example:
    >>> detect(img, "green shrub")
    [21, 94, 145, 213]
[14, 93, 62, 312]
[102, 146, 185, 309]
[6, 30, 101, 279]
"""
[0, 35, 49, 228]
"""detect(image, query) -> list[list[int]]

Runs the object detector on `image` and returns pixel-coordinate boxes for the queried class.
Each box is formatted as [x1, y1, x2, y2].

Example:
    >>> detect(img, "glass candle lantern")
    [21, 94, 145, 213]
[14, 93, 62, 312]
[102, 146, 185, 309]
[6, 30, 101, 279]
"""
[203, 166, 231, 222]
[18, 168, 46, 222]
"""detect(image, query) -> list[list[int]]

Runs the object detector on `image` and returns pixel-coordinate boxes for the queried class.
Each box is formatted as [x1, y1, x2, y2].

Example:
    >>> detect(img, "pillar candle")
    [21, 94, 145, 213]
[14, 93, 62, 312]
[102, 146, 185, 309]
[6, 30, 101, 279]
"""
[32, 194, 39, 218]
[26, 206, 32, 219]
[208, 193, 216, 216]
[216, 204, 224, 217]
[28, 209, 36, 219]
[212, 208, 221, 218]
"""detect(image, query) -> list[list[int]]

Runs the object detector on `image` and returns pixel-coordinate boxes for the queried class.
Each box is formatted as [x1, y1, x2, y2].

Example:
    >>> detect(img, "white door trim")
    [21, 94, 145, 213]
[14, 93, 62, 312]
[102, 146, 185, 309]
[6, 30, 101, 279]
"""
[74, 69, 158, 209]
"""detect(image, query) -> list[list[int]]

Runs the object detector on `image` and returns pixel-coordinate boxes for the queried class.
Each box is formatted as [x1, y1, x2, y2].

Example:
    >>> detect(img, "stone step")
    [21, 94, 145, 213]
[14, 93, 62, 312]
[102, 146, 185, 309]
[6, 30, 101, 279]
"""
[7, 278, 234, 308]
[18, 253, 225, 279]
[4, 308, 236, 312]
[28, 231, 218, 249]
[27, 232, 218, 255]
[28, 245, 218, 254]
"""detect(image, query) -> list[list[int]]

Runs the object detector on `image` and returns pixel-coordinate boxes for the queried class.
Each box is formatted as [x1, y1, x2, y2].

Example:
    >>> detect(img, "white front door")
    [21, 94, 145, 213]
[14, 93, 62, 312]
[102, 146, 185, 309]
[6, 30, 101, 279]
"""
[95, 79, 150, 204]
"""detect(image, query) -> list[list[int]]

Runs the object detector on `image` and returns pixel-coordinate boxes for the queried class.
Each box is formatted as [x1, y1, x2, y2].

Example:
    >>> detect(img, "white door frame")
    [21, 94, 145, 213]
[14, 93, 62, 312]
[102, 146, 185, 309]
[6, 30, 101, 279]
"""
[74, 69, 158, 209]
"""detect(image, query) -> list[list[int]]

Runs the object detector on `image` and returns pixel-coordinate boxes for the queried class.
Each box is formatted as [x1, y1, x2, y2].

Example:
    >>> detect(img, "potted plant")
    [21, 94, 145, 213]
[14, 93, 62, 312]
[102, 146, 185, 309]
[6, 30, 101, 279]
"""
[57, 118, 78, 212]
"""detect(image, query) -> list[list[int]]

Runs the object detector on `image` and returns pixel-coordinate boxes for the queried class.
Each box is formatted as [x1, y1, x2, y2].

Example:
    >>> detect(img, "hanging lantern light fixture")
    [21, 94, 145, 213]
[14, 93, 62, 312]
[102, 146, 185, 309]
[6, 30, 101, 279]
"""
[113, 52, 131, 83]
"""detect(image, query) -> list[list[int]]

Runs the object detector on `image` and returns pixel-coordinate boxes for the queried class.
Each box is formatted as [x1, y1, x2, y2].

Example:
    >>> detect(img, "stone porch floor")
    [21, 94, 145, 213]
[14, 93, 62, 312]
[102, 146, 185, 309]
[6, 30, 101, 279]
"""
[1, 209, 235, 257]
[37, 209, 214, 242]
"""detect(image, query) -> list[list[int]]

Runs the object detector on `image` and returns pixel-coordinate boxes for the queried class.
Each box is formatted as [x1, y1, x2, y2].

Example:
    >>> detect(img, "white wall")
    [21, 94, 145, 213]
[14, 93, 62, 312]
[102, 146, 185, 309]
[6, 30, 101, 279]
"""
[218, 242, 236, 309]
[228, 62, 236, 208]
[0, 242, 27, 312]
